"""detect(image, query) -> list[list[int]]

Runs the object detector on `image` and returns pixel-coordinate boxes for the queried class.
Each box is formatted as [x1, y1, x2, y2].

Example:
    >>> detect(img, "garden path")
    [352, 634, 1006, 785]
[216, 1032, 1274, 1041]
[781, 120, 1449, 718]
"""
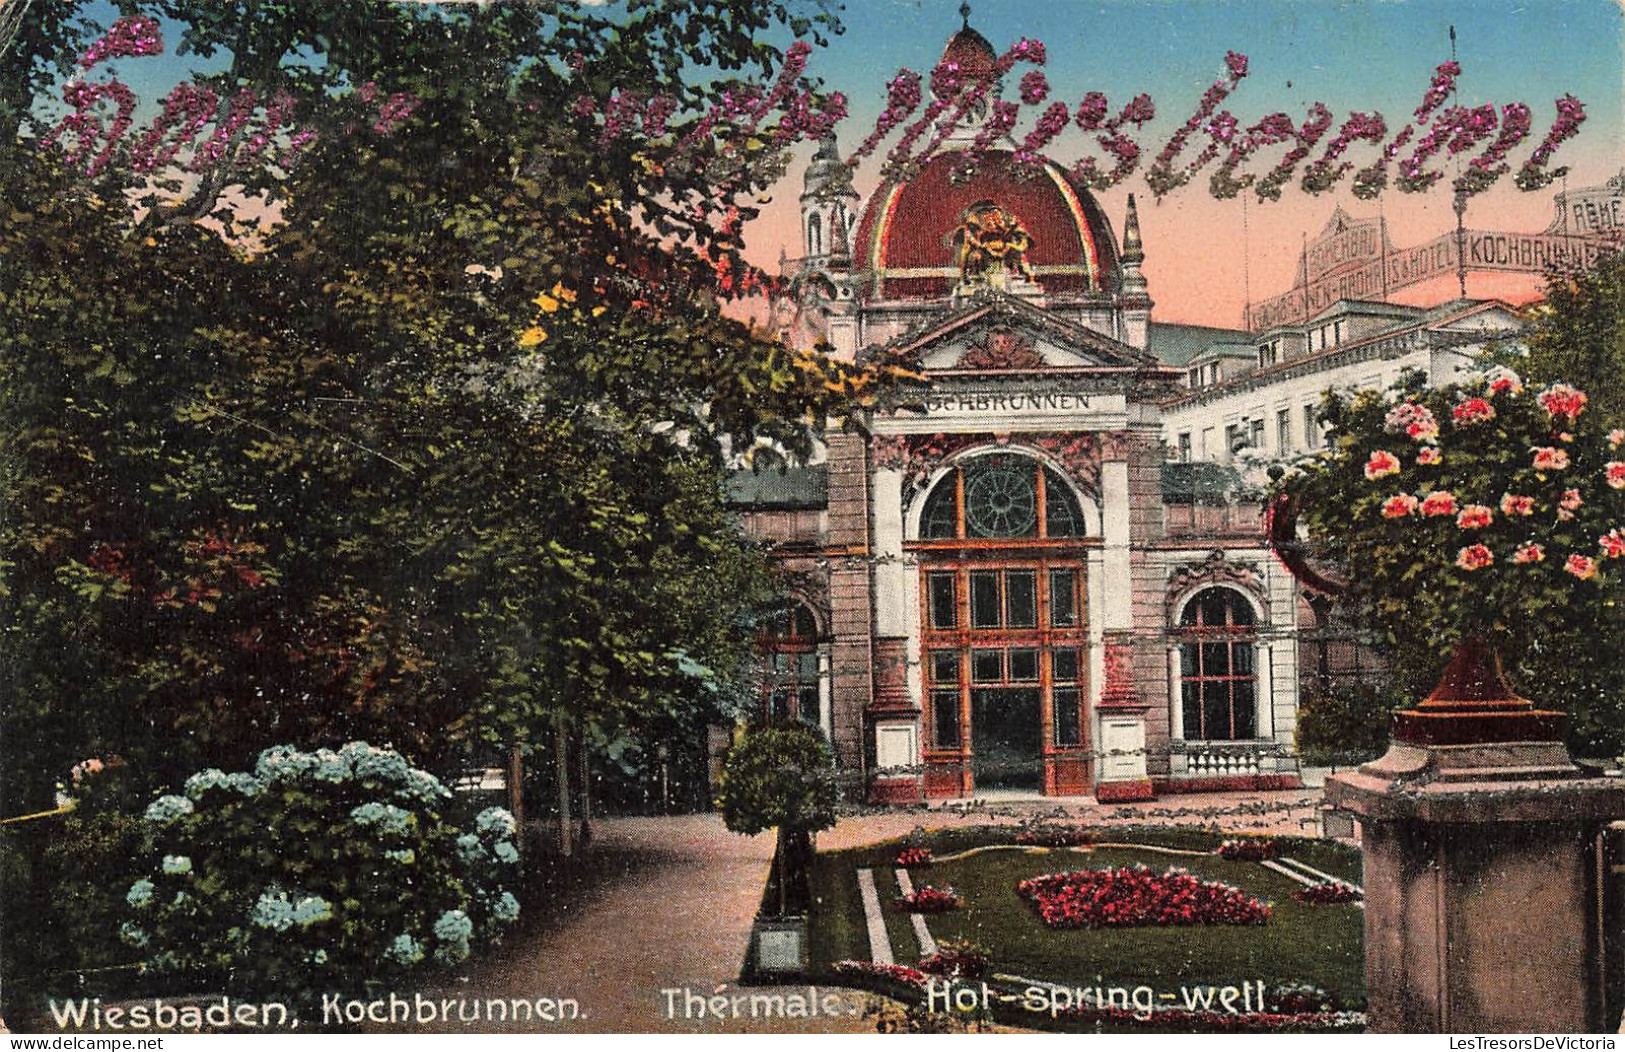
[410, 813, 880, 1033]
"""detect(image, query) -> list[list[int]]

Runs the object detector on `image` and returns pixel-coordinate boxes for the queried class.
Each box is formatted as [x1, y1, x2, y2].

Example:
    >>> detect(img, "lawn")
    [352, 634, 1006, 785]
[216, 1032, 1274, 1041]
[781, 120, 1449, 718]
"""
[807, 826, 1365, 1025]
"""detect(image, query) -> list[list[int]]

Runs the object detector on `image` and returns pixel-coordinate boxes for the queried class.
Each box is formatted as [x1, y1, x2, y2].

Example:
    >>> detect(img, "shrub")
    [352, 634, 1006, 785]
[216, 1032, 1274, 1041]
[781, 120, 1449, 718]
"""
[894, 885, 960, 913]
[1013, 825, 1097, 847]
[121, 742, 520, 1001]
[895, 845, 932, 867]
[917, 938, 989, 979]
[1017, 865, 1270, 928]
[1269, 982, 1340, 1013]
[715, 725, 839, 918]
[1216, 838, 1279, 861]
[1295, 880, 1363, 905]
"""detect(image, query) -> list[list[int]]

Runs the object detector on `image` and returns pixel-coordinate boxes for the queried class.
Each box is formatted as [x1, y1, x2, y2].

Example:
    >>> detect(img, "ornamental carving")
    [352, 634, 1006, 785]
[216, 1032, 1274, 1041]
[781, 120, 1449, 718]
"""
[873, 432, 1103, 508]
[1166, 550, 1264, 616]
[953, 200, 1036, 285]
[956, 328, 1047, 370]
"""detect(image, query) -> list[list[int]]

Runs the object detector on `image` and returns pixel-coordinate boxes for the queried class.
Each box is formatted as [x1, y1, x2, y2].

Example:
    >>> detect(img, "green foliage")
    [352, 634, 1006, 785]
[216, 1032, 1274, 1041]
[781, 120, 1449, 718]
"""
[1293, 681, 1405, 768]
[123, 743, 519, 1003]
[1274, 361, 1625, 756]
[1501, 252, 1625, 422]
[714, 725, 839, 838]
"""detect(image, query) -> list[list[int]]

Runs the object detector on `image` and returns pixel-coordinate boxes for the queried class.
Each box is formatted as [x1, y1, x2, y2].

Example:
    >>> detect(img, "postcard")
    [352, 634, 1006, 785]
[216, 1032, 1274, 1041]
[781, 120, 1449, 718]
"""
[2, 0, 1623, 1039]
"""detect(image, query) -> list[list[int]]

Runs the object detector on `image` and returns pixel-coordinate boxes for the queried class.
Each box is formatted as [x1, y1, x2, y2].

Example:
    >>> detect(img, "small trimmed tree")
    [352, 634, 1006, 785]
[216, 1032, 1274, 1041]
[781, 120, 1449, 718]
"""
[714, 726, 839, 918]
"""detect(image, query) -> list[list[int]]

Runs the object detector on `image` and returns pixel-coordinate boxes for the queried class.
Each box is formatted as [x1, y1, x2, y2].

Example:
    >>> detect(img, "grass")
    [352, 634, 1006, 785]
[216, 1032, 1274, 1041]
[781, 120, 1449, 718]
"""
[808, 825, 1365, 1014]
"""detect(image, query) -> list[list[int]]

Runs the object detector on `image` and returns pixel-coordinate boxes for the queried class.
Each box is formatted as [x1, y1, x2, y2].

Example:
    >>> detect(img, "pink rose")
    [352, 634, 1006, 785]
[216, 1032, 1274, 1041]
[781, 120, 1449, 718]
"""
[1606, 462, 1625, 490]
[1500, 494, 1535, 516]
[1382, 494, 1419, 518]
[1532, 447, 1571, 471]
[1600, 531, 1625, 560]
[1455, 544, 1493, 571]
[1609, 429, 1624, 449]
[1560, 488, 1584, 511]
[1364, 450, 1402, 480]
[1513, 542, 1545, 564]
[1537, 383, 1587, 420]
[1452, 397, 1496, 425]
[1565, 553, 1598, 580]
[1421, 491, 1459, 517]
[1456, 505, 1493, 529]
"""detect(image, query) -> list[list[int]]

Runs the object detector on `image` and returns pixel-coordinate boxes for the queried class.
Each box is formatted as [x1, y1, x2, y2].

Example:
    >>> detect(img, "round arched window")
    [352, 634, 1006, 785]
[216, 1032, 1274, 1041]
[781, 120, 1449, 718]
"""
[1176, 587, 1258, 741]
[919, 455, 1084, 540]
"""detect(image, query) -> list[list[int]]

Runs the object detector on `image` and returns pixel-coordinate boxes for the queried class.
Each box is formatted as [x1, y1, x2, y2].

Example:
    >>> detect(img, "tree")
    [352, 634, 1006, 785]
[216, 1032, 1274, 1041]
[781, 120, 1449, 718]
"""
[714, 724, 839, 917]
[2, 1, 919, 817]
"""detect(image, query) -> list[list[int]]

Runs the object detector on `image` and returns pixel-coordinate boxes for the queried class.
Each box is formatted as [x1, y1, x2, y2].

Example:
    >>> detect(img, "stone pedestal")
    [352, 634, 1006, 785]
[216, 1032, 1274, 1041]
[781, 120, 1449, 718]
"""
[1327, 741, 1625, 1032]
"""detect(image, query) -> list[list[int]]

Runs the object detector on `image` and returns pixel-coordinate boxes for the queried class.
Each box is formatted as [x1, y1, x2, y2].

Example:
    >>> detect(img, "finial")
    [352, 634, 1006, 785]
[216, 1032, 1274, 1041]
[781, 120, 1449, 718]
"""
[960, 1, 972, 28]
[1121, 193, 1144, 264]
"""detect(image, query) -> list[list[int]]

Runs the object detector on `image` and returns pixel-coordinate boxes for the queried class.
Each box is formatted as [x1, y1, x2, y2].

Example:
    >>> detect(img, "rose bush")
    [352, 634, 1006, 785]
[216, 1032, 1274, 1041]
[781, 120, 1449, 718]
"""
[1272, 368, 1625, 749]
[895, 885, 961, 914]
[120, 742, 519, 1000]
[1216, 838, 1280, 861]
[1295, 880, 1364, 906]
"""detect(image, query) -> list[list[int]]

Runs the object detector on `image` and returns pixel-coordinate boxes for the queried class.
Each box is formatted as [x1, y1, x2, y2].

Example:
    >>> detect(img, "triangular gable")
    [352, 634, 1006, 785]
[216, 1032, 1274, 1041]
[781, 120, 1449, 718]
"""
[885, 291, 1159, 372]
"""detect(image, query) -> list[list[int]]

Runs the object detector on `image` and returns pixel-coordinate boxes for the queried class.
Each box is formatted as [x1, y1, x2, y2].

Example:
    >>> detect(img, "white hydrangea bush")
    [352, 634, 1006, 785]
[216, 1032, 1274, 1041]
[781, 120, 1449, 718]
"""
[123, 742, 521, 996]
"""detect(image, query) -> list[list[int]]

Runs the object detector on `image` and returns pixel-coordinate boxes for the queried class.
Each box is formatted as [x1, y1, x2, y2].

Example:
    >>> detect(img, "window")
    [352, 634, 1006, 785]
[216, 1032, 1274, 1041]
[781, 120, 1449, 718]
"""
[928, 649, 961, 746]
[1177, 588, 1258, 741]
[1276, 408, 1292, 453]
[1188, 368, 1201, 388]
[1052, 648, 1083, 745]
[807, 212, 822, 256]
[759, 603, 822, 724]
[1249, 419, 1265, 451]
[919, 456, 1085, 540]
[1223, 423, 1242, 459]
[1177, 433, 1192, 462]
[1302, 405, 1319, 449]
[1332, 320, 1343, 346]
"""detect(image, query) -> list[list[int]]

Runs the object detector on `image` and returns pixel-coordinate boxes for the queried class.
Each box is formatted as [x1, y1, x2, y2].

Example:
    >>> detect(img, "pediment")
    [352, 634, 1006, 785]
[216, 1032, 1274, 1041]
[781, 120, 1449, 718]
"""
[888, 291, 1158, 372]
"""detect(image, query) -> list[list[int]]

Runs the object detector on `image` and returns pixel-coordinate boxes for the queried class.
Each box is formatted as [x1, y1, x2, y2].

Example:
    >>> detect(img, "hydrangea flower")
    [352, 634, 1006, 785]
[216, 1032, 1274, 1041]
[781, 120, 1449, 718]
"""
[251, 889, 296, 932]
[456, 833, 487, 863]
[491, 891, 521, 924]
[312, 748, 351, 783]
[384, 933, 425, 966]
[162, 854, 193, 875]
[350, 802, 413, 834]
[144, 794, 194, 824]
[475, 807, 516, 838]
[126, 879, 155, 908]
[255, 745, 320, 784]
[292, 896, 334, 927]
[434, 940, 471, 965]
[433, 909, 474, 943]
[119, 922, 150, 949]
[493, 841, 520, 864]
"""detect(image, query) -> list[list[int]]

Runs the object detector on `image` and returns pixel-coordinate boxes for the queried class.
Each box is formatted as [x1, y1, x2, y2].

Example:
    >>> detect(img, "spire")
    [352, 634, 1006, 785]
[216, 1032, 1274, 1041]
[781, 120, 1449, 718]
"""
[1121, 193, 1145, 265]
[960, 1, 972, 28]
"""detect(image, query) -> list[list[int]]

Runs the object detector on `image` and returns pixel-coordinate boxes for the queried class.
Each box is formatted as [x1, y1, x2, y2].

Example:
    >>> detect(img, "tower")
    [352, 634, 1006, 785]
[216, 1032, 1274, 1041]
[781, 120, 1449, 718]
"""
[800, 134, 859, 267]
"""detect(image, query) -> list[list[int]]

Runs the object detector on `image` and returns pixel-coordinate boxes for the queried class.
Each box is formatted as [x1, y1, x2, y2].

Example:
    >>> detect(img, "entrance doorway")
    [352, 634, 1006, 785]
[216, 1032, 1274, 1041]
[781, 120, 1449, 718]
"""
[971, 688, 1041, 790]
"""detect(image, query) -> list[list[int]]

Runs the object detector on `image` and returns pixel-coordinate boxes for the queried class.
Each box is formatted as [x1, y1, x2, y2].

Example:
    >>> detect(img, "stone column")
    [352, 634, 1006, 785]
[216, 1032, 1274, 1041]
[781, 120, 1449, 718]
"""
[1326, 641, 1625, 1032]
[868, 460, 920, 803]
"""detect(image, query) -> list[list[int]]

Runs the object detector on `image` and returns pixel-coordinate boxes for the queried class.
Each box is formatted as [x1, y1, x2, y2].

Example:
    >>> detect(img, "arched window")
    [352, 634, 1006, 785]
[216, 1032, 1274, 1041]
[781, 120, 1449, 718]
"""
[1176, 588, 1258, 740]
[919, 455, 1084, 540]
[759, 602, 821, 725]
[831, 204, 848, 249]
[807, 212, 822, 256]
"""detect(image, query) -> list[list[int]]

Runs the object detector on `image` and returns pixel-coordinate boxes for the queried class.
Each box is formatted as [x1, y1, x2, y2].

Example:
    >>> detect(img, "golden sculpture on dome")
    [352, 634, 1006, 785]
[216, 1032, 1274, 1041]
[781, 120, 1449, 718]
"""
[953, 200, 1037, 286]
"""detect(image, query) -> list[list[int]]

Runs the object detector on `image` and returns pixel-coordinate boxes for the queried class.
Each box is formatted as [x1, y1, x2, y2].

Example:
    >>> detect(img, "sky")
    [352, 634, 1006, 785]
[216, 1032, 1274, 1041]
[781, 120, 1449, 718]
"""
[742, 0, 1625, 328]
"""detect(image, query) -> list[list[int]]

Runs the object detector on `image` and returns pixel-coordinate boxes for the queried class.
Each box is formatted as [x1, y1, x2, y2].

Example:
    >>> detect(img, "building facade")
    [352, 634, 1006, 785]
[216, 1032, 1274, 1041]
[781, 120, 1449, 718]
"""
[734, 19, 1308, 803]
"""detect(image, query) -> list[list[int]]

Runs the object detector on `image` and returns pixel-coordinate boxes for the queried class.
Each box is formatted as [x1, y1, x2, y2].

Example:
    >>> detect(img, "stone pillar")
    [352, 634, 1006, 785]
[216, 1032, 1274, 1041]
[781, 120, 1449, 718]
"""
[868, 463, 920, 803]
[1326, 642, 1625, 1032]
[1094, 631, 1154, 802]
[823, 433, 873, 782]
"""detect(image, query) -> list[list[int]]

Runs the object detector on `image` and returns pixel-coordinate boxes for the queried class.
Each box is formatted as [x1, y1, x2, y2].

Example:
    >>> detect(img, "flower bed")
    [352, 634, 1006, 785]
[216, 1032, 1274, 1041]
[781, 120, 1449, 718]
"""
[1296, 880, 1363, 906]
[1014, 826, 1097, 847]
[895, 846, 932, 867]
[895, 885, 960, 913]
[831, 960, 929, 992]
[1017, 865, 1270, 928]
[1216, 838, 1279, 861]
[1051, 1003, 1366, 1033]
[917, 938, 989, 980]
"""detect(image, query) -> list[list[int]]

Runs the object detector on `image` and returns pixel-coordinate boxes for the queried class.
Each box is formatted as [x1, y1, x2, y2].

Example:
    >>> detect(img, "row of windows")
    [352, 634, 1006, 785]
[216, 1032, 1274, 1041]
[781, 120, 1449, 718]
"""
[1175, 404, 1323, 461]
[925, 567, 1080, 630]
[757, 587, 1263, 743]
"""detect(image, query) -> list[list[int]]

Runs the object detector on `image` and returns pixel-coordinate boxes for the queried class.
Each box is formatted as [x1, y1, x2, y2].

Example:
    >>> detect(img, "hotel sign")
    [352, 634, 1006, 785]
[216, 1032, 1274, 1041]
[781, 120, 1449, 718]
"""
[1249, 229, 1617, 331]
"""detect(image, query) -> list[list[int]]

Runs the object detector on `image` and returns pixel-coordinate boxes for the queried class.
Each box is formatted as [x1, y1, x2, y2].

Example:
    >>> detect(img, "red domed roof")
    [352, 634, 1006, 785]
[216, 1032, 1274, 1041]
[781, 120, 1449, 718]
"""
[851, 149, 1121, 301]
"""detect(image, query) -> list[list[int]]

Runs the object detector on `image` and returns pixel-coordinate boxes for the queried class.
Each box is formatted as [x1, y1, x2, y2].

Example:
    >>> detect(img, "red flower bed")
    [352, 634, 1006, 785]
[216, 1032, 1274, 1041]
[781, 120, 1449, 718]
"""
[895, 885, 960, 913]
[830, 960, 928, 990]
[1014, 826, 1097, 847]
[917, 939, 989, 980]
[1215, 838, 1279, 861]
[1017, 865, 1270, 928]
[895, 845, 932, 867]
[1295, 880, 1363, 905]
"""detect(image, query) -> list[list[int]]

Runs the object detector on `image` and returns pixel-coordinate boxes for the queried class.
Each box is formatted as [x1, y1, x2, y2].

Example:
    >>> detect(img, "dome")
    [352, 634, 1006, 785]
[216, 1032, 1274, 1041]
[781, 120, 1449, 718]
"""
[851, 149, 1122, 301]
[937, 24, 998, 89]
